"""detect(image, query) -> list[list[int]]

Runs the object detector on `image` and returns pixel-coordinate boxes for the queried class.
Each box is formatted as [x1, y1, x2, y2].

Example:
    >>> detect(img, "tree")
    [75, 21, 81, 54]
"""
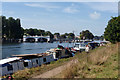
[1, 16, 24, 40]
[2, 16, 7, 38]
[54, 33, 60, 39]
[68, 33, 75, 39]
[14, 18, 24, 39]
[45, 31, 54, 39]
[24, 28, 54, 39]
[60, 34, 66, 39]
[54, 33, 60, 36]
[39, 29, 45, 36]
[26, 28, 35, 36]
[64, 33, 69, 36]
[104, 16, 120, 43]
[80, 30, 94, 40]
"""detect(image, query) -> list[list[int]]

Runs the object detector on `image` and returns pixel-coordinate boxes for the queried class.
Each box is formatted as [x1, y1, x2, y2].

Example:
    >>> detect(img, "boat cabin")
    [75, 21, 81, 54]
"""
[88, 42, 100, 49]
[0, 57, 22, 76]
[12, 53, 54, 68]
[73, 43, 87, 52]
[46, 48, 73, 60]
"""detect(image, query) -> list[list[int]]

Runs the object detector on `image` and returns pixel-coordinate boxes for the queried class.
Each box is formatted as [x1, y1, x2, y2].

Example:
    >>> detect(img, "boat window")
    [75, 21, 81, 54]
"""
[24, 62, 28, 67]
[36, 60, 38, 64]
[81, 44, 86, 47]
[43, 58, 46, 62]
[75, 44, 79, 48]
[7, 65, 13, 71]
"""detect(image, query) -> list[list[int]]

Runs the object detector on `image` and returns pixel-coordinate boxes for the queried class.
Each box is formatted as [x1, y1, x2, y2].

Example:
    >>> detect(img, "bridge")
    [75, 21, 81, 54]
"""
[23, 35, 50, 42]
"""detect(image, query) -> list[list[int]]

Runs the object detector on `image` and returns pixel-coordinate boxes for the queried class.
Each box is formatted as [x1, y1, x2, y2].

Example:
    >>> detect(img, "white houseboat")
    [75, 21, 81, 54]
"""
[0, 53, 54, 77]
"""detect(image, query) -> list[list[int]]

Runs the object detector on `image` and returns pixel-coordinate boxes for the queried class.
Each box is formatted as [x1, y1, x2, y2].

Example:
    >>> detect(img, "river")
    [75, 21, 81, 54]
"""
[2, 42, 74, 59]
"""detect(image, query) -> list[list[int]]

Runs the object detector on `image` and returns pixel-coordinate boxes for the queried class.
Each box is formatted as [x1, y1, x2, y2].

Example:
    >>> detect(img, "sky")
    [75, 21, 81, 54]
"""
[1, 2, 118, 36]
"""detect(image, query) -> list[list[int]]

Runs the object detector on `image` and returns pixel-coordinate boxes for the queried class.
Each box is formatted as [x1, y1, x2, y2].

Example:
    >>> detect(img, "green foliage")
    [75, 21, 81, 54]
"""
[104, 16, 120, 43]
[60, 34, 66, 39]
[80, 30, 94, 39]
[24, 28, 45, 36]
[60, 33, 75, 39]
[68, 33, 75, 39]
[24, 29, 54, 39]
[2, 16, 24, 39]
[45, 31, 54, 39]
[54, 33, 60, 36]
[2, 16, 55, 40]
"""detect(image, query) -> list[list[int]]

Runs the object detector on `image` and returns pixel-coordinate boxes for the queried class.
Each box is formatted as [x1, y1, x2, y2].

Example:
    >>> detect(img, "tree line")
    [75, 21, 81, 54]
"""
[1, 15, 119, 43]
[24, 28, 54, 39]
[1, 16, 77, 41]
[0, 16, 99, 42]
[54, 33, 75, 40]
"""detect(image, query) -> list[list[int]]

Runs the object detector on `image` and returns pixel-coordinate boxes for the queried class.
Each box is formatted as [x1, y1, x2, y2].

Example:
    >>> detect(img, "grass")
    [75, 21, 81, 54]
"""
[11, 56, 72, 79]
[54, 43, 119, 78]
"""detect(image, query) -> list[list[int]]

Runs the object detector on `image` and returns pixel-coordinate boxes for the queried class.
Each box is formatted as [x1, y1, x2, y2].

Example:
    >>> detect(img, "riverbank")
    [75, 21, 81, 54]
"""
[4, 42, 118, 79]
[54, 43, 118, 78]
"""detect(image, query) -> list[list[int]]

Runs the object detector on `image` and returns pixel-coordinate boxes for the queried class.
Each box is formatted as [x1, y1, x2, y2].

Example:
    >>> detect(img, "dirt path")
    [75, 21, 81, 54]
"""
[32, 59, 78, 78]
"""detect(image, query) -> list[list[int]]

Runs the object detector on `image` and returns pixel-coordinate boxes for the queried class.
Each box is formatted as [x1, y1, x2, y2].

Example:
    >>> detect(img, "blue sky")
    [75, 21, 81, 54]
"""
[2, 2, 118, 36]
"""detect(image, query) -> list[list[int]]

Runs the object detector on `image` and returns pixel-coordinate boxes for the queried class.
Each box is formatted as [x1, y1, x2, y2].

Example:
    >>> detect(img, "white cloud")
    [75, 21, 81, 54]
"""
[89, 11, 101, 20]
[63, 3, 79, 13]
[63, 7, 79, 13]
[24, 3, 60, 10]
[84, 3, 118, 13]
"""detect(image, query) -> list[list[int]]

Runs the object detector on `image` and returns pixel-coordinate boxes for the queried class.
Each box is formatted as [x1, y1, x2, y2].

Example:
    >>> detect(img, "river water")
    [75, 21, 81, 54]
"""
[2, 42, 74, 59]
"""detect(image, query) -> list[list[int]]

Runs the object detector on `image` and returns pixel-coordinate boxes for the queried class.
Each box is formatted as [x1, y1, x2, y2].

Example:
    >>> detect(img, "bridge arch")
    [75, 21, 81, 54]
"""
[26, 38, 35, 42]
[38, 38, 47, 42]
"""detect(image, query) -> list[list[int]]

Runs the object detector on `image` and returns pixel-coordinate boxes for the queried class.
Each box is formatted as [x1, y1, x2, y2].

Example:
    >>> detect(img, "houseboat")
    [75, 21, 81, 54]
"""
[46, 47, 73, 61]
[0, 57, 23, 76]
[0, 53, 54, 77]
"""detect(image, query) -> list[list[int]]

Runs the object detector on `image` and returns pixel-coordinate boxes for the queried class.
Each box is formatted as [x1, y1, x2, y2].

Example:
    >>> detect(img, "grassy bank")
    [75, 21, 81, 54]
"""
[11, 55, 72, 79]
[54, 43, 119, 78]
[10, 43, 118, 79]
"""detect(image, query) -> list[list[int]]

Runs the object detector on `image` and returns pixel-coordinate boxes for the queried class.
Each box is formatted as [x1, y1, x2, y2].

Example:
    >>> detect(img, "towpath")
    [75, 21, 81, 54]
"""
[31, 59, 78, 78]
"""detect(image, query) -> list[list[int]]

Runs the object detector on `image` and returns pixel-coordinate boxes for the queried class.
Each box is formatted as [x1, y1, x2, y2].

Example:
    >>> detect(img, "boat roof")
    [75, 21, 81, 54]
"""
[12, 53, 50, 58]
[0, 57, 21, 65]
[12, 54, 42, 57]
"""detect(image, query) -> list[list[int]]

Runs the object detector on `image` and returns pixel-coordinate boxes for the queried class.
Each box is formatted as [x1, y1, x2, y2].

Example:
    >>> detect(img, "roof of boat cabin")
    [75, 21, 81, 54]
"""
[0, 57, 21, 65]
[12, 53, 50, 58]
